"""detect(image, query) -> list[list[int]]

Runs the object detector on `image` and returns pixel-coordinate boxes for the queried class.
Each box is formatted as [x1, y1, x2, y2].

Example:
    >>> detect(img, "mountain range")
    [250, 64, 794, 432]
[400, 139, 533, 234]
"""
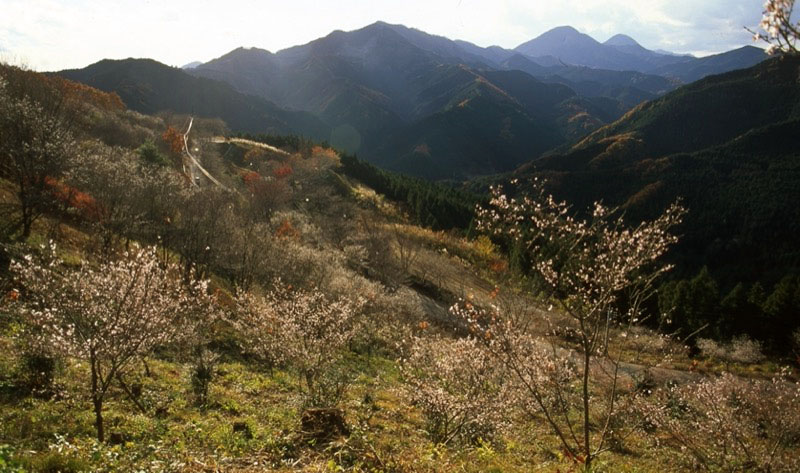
[58, 21, 767, 179]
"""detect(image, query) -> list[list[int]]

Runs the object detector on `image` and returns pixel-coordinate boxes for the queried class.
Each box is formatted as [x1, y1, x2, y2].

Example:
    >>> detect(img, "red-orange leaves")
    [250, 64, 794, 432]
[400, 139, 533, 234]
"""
[272, 164, 293, 179]
[44, 176, 102, 220]
[162, 126, 184, 157]
[275, 219, 299, 240]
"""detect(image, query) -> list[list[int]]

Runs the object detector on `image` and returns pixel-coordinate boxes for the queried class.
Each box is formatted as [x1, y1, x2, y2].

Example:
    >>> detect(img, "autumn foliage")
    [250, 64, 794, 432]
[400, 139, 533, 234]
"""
[275, 219, 300, 240]
[311, 145, 338, 160]
[273, 164, 293, 179]
[161, 126, 184, 157]
[241, 170, 263, 193]
[47, 76, 125, 112]
[44, 176, 102, 221]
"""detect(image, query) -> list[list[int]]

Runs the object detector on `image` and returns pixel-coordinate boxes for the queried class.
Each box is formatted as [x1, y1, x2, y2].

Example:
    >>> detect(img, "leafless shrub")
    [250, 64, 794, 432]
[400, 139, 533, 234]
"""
[231, 282, 365, 407]
[622, 325, 688, 364]
[0, 76, 75, 238]
[393, 224, 422, 278]
[635, 371, 800, 472]
[167, 187, 241, 281]
[698, 336, 766, 367]
[215, 222, 274, 291]
[401, 335, 510, 446]
[85, 109, 157, 148]
[356, 215, 399, 284]
[349, 281, 424, 356]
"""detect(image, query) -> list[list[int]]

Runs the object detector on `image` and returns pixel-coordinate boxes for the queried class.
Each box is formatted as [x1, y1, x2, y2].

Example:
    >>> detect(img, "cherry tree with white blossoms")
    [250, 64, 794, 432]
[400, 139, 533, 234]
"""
[11, 245, 219, 442]
[457, 178, 685, 470]
[401, 335, 510, 446]
[232, 282, 366, 407]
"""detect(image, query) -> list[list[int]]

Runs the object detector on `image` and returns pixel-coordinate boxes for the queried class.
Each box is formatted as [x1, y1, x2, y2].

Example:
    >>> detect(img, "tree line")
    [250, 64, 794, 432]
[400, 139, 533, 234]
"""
[338, 152, 479, 231]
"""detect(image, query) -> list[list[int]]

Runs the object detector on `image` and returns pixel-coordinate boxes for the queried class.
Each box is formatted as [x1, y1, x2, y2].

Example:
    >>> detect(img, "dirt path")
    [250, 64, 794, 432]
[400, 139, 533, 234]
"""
[210, 136, 290, 156]
[184, 128, 299, 193]
[183, 118, 231, 191]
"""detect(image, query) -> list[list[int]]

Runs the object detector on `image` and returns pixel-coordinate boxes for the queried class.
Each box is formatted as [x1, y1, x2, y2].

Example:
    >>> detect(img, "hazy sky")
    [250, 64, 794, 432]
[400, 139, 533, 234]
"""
[0, 0, 768, 71]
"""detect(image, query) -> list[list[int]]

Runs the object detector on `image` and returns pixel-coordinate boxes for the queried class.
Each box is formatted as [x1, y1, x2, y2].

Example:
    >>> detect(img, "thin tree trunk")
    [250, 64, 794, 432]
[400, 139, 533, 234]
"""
[93, 395, 104, 443]
[116, 373, 147, 415]
[21, 216, 32, 240]
[583, 348, 592, 471]
[90, 354, 105, 442]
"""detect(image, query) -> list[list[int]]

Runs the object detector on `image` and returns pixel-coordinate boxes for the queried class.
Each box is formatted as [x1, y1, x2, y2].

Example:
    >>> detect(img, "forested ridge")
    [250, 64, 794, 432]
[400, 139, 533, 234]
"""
[497, 55, 800, 348]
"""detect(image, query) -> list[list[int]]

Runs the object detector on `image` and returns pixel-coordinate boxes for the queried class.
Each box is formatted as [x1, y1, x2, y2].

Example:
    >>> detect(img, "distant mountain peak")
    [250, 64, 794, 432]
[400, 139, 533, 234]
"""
[369, 20, 400, 29]
[202, 47, 275, 65]
[604, 34, 640, 47]
[515, 26, 599, 52]
[553, 25, 595, 38]
[181, 61, 202, 69]
[548, 25, 581, 35]
[358, 20, 418, 37]
[360, 20, 394, 31]
[232, 46, 273, 55]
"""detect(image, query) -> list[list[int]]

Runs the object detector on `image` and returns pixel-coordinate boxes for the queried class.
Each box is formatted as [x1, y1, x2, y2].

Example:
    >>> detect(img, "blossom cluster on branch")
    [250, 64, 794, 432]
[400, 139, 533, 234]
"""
[752, 0, 799, 54]
[12, 245, 213, 362]
[477, 179, 684, 334]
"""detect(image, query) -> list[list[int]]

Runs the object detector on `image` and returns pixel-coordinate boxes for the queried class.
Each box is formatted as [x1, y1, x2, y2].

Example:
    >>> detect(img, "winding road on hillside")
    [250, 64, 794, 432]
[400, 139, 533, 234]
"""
[182, 117, 231, 191]
[210, 136, 290, 156]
